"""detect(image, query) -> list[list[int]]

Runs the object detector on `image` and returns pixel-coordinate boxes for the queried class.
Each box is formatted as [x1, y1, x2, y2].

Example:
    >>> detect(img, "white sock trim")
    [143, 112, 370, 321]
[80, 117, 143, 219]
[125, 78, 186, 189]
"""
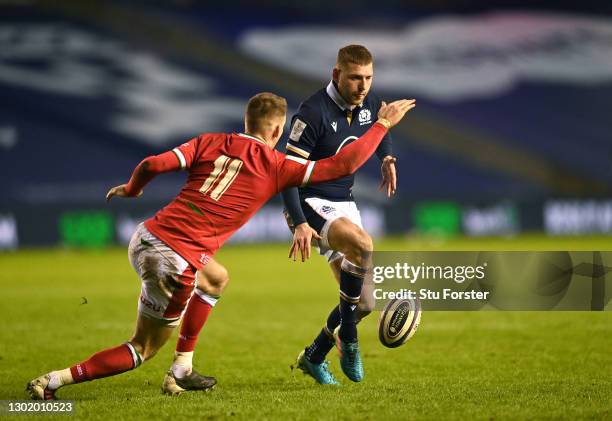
[125, 342, 144, 368]
[194, 289, 219, 307]
[340, 257, 367, 278]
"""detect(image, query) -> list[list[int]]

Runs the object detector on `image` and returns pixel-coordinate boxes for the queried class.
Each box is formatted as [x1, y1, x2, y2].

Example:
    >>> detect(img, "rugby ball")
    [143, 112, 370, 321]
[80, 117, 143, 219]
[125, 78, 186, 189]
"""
[378, 298, 421, 348]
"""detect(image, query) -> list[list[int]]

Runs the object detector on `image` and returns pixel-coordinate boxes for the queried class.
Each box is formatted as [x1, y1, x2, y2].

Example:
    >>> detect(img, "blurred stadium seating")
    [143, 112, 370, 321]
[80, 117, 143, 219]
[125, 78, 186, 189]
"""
[1, 0, 611, 248]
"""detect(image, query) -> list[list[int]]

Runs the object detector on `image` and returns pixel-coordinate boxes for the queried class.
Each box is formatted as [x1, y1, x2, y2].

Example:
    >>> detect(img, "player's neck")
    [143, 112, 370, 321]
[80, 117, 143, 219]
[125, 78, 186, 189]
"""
[244, 131, 272, 147]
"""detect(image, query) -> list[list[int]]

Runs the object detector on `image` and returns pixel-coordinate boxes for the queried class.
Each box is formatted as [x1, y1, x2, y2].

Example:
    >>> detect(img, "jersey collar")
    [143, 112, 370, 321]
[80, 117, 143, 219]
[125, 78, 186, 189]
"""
[238, 132, 267, 145]
[326, 81, 363, 112]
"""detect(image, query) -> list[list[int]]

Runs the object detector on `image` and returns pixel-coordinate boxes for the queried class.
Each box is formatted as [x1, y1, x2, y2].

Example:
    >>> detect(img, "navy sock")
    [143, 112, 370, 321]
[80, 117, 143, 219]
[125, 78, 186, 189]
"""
[338, 258, 366, 343]
[305, 305, 340, 364]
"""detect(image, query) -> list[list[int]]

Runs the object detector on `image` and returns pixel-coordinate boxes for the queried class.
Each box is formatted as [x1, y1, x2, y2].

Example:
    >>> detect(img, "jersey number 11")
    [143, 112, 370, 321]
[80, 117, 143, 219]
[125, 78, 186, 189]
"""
[199, 154, 243, 201]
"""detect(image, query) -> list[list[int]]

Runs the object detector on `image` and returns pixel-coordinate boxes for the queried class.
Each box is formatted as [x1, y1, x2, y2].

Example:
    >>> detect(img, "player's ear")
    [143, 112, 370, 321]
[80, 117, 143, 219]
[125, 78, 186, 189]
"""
[332, 66, 340, 83]
[272, 123, 282, 143]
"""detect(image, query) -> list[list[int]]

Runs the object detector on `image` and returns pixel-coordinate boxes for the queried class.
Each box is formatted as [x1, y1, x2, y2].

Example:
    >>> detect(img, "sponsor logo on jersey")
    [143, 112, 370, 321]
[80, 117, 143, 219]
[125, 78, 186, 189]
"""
[199, 253, 211, 265]
[331, 121, 337, 132]
[289, 119, 307, 141]
[358, 109, 372, 125]
[321, 205, 335, 214]
[140, 294, 162, 312]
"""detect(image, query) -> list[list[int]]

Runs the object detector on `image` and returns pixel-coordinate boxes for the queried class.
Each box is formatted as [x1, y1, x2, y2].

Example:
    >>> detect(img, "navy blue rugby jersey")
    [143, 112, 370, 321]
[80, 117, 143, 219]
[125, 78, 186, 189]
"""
[284, 81, 392, 201]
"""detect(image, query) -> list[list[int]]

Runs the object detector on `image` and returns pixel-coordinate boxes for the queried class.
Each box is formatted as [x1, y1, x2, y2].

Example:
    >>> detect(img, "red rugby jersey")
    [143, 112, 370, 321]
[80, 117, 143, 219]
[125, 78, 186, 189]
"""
[124, 123, 387, 269]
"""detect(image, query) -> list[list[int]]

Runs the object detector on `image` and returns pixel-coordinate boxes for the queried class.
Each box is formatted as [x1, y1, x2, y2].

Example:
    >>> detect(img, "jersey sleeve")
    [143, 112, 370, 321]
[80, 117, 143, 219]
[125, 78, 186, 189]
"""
[275, 154, 315, 193]
[123, 136, 204, 196]
[308, 122, 388, 185]
[275, 122, 389, 192]
[284, 105, 319, 159]
[171, 136, 202, 170]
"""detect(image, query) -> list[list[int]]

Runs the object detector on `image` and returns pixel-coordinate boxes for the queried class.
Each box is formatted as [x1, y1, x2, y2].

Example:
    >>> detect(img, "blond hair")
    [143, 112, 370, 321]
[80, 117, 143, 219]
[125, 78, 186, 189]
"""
[245, 92, 287, 132]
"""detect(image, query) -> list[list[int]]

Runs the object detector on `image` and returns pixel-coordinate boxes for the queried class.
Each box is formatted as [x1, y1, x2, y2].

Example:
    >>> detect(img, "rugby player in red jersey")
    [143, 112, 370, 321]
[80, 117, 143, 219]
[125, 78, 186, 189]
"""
[27, 93, 415, 399]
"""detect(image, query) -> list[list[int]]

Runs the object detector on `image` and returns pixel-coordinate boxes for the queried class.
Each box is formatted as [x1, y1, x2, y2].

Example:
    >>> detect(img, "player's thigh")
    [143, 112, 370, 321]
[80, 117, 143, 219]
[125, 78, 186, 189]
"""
[327, 217, 372, 255]
[128, 223, 196, 327]
[196, 258, 229, 292]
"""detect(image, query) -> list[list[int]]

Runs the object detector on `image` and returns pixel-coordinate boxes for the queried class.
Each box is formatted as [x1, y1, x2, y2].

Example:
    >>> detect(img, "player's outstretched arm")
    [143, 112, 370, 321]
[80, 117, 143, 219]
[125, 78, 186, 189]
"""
[106, 150, 183, 202]
[307, 99, 415, 185]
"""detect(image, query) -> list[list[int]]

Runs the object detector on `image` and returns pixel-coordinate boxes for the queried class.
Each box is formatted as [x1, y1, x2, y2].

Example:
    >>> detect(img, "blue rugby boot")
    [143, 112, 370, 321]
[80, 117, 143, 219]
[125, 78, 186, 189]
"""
[336, 337, 364, 382]
[294, 350, 339, 385]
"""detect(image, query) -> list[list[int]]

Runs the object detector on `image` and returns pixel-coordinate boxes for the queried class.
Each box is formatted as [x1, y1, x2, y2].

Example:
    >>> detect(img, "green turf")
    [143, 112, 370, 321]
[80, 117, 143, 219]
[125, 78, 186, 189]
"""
[1, 236, 611, 420]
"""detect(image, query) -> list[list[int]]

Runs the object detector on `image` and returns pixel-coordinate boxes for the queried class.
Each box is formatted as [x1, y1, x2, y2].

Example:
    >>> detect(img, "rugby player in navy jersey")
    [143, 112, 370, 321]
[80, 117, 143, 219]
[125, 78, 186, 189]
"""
[283, 45, 410, 384]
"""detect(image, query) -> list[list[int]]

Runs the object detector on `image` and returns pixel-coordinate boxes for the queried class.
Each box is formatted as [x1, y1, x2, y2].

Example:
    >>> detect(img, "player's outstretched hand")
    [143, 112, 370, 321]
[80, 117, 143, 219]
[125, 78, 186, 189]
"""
[106, 184, 142, 202]
[378, 99, 416, 128]
[289, 222, 321, 262]
[380, 155, 397, 197]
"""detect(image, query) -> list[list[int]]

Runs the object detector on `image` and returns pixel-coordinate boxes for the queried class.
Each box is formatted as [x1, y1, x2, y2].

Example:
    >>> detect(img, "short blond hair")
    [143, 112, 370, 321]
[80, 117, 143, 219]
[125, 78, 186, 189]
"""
[336, 45, 373, 68]
[245, 92, 287, 132]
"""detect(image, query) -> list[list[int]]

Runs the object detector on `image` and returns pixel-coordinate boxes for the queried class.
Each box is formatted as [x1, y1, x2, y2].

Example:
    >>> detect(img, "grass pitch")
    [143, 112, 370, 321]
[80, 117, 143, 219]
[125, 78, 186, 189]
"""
[1, 235, 611, 420]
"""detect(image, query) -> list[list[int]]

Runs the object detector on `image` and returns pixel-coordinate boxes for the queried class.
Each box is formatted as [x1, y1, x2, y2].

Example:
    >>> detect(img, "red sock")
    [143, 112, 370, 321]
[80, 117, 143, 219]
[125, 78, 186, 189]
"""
[70, 343, 140, 383]
[176, 293, 213, 352]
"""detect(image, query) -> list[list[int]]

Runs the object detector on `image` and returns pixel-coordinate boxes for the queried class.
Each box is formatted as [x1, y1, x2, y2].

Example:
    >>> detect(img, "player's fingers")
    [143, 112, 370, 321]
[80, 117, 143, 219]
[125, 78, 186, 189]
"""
[105, 188, 115, 202]
[398, 102, 412, 113]
[296, 238, 303, 262]
[398, 99, 415, 111]
[391, 99, 414, 109]
[300, 238, 307, 262]
[305, 238, 311, 260]
[312, 229, 321, 240]
[288, 243, 293, 259]
[379, 171, 387, 189]
[289, 241, 297, 260]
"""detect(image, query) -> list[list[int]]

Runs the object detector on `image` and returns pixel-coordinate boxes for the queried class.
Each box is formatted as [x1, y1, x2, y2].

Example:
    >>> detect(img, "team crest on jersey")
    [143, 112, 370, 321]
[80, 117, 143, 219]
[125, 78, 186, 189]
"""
[358, 109, 372, 125]
[289, 119, 307, 141]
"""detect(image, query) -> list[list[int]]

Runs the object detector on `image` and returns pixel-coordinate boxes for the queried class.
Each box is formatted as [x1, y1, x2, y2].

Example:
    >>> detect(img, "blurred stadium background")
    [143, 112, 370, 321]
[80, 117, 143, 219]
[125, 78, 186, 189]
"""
[0, 0, 611, 248]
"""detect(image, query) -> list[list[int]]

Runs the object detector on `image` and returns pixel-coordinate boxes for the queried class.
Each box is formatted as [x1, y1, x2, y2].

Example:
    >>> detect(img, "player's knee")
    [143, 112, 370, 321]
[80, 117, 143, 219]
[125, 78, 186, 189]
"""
[128, 339, 159, 362]
[197, 266, 229, 294]
[345, 230, 373, 265]
[209, 266, 229, 290]
[357, 232, 373, 254]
